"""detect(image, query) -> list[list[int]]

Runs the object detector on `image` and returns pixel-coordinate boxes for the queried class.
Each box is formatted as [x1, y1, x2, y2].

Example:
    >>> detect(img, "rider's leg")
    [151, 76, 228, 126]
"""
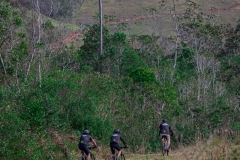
[167, 135, 171, 148]
[110, 144, 116, 160]
[116, 149, 122, 159]
[161, 136, 164, 144]
[86, 153, 91, 160]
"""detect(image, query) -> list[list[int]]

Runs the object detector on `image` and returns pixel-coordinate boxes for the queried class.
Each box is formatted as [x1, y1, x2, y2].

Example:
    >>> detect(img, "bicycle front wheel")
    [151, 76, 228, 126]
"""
[78, 156, 86, 160]
[90, 153, 96, 160]
[120, 154, 125, 160]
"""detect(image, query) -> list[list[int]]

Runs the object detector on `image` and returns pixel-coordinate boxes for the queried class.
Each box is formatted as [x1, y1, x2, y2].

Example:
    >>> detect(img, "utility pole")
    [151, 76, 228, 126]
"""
[99, 0, 103, 56]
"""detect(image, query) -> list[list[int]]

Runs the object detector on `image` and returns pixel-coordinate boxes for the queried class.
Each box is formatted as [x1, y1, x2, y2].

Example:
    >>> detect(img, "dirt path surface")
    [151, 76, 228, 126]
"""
[70, 137, 240, 160]
[87, 143, 240, 160]
[205, 3, 240, 13]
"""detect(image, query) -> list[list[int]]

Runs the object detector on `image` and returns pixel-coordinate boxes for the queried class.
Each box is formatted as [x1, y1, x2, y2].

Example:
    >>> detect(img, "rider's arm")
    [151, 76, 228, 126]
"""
[159, 123, 162, 136]
[169, 126, 174, 135]
[120, 137, 127, 147]
[91, 138, 98, 147]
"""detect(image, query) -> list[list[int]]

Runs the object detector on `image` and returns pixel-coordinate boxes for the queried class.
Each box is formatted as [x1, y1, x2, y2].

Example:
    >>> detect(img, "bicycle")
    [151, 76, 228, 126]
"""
[78, 146, 96, 160]
[110, 146, 127, 160]
[162, 136, 169, 156]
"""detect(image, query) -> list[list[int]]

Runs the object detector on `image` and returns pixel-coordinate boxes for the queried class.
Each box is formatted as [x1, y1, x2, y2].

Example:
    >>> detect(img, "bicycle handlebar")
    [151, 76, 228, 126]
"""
[121, 146, 128, 149]
[88, 146, 97, 150]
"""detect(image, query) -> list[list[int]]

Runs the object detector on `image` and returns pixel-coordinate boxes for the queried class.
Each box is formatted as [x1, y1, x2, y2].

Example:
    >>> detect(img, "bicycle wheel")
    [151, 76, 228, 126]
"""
[90, 153, 96, 160]
[162, 145, 166, 156]
[78, 156, 86, 160]
[120, 153, 125, 160]
[162, 137, 168, 156]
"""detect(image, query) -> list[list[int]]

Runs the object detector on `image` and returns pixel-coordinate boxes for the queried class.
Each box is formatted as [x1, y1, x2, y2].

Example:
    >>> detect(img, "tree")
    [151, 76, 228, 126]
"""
[0, 0, 26, 85]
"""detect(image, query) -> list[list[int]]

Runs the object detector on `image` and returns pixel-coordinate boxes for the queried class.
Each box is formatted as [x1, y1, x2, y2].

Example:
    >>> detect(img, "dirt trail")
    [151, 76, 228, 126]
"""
[58, 3, 240, 45]
[89, 143, 240, 160]
[205, 3, 240, 13]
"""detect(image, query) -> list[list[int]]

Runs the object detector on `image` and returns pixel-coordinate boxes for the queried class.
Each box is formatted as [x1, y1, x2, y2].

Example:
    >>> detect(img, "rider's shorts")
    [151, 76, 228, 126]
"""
[110, 142, 121, 154]
[78, 143, 90, 155]
[160, 134, 170, 143]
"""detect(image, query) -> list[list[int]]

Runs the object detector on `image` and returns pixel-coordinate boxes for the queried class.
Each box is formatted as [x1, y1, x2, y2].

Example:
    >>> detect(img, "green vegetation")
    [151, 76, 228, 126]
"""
[0, 0, 240, 159]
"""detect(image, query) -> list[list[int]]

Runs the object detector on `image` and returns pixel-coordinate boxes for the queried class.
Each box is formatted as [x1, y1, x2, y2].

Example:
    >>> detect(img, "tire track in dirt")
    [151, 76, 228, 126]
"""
[50, 31, 83, 48]
[205, 3, 240, 13]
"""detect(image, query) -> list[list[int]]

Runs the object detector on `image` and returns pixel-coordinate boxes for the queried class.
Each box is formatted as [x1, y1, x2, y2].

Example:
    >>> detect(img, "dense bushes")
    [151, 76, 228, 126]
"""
[0, 70, 180, 157]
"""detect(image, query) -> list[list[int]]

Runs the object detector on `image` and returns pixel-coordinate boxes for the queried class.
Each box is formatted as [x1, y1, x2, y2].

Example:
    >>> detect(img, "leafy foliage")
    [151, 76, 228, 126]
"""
[1, 0, 240, 159]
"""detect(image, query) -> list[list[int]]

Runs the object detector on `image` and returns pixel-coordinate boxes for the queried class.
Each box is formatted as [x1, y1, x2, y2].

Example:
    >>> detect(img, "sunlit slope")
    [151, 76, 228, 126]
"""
[74, 0, 240, 35]
[76, 0, 240, 24]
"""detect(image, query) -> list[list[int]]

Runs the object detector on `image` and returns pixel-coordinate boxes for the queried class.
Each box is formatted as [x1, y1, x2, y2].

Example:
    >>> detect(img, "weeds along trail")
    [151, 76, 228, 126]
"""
[72, 142, 240, 160]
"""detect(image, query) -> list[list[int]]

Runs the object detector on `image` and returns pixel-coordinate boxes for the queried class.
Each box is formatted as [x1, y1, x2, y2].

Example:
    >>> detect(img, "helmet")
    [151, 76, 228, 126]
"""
[114, 129, 120, 134]
[162, 119, 167, 123]
[83, 130, 90, 135]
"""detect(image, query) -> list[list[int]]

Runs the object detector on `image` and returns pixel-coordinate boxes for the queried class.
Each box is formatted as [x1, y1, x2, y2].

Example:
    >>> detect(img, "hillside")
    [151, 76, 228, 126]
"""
[76, 0, 240, 23]
[74, 0, 240, 35]
[1, 0, 240, 159]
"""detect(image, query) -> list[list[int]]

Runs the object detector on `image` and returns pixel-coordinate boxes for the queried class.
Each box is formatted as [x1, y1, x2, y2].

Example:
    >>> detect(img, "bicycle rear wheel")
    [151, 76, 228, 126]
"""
[162, 137, 168, 156]
[162, 146, 166, 156]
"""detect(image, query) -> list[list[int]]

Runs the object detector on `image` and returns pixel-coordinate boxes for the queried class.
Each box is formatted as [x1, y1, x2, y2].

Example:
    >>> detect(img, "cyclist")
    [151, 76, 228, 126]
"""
[159, 119, 173, 149]
[78, 130, 98, 160]
[110, 129, 127, 159]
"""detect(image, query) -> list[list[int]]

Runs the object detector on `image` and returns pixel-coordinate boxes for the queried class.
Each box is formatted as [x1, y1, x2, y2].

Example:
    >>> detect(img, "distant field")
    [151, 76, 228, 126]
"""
[74, 0, 240, 35]
[53, 0, 240, 43]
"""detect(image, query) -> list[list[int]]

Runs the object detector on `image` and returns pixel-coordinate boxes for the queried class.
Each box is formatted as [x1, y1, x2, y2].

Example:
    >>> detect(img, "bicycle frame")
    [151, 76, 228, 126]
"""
[111, 146, 127, 160]
[78, 146, 96, 160]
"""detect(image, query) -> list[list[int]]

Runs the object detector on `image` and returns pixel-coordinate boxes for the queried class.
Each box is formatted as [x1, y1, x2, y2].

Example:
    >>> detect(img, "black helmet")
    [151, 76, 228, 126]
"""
[162, 119, 167, 123]
[114, 129, 120, 134]
[83, 130, 90, 135]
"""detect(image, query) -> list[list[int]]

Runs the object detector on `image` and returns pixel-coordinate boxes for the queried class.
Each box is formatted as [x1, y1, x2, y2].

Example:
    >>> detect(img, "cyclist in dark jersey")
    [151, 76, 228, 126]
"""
[110, 129, 127, 159]
[78, 130, 98, 160]
[159, 119, 173, 149]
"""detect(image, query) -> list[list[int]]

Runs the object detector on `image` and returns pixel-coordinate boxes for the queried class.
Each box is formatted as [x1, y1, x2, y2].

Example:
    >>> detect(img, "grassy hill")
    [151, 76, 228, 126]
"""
[74, 0, 240, 35]
[16, 0, 239, 44]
